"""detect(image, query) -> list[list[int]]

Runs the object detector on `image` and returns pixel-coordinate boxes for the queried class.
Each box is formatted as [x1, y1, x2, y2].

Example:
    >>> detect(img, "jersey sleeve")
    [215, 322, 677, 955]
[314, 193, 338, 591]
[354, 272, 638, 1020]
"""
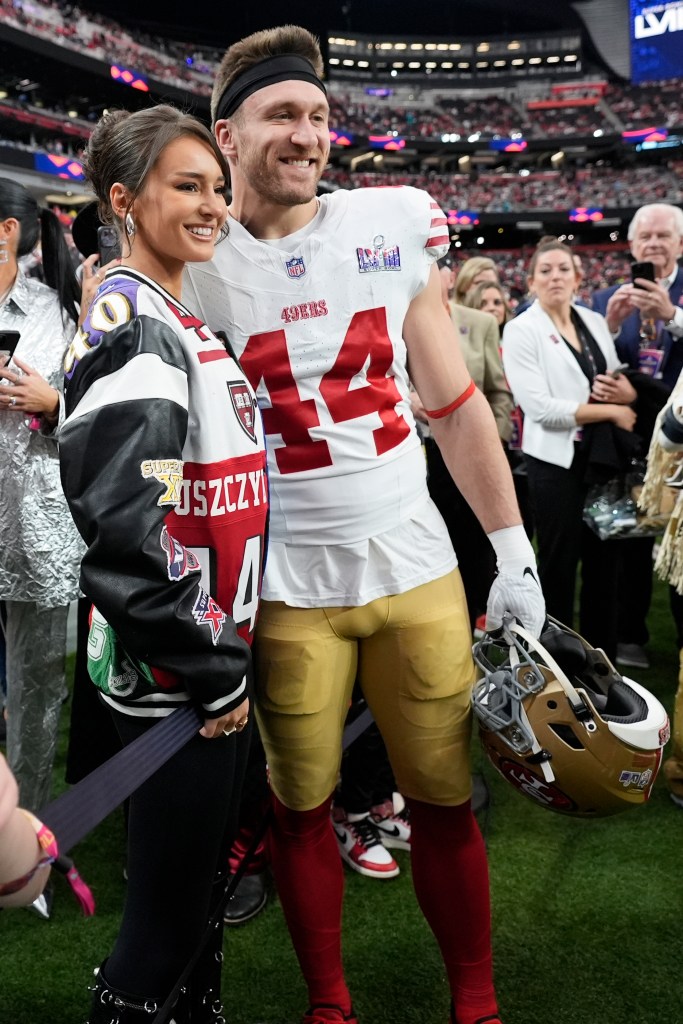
[60, 312, 251, 719]
[421, 189, 450, 263]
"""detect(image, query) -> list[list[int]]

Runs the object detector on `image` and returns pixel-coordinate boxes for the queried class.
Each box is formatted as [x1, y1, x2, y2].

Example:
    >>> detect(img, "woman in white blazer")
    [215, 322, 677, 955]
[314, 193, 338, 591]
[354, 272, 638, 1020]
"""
[502, 239, 636, 658]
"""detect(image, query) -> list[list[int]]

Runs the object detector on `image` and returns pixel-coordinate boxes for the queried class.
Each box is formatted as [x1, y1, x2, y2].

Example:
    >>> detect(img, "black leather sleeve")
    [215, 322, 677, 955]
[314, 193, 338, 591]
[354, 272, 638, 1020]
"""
[60, 316, 251, 718]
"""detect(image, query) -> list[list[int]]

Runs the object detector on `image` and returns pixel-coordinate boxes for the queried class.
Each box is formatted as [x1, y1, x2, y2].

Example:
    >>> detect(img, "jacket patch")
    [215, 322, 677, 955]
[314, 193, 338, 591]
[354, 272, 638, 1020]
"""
[192, 589, 226, 644]
[140, 459, 184, 505]
[228, 381, 258, 443]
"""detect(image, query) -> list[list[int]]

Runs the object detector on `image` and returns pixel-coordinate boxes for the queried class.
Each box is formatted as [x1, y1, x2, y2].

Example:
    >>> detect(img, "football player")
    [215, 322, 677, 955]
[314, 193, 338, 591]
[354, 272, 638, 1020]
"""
[185, 26, 545, 1024]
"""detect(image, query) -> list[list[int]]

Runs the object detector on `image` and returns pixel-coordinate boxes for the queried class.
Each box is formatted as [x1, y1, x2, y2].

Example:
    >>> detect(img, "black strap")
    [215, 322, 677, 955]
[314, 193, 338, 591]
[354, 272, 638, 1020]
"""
[152, 703, 376, 1023]
[40, 704, 203, 854]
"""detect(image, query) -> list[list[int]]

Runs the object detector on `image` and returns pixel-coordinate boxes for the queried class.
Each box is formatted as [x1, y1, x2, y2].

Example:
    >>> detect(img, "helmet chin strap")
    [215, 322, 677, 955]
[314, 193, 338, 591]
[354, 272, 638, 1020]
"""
[504, 618, 598, 745]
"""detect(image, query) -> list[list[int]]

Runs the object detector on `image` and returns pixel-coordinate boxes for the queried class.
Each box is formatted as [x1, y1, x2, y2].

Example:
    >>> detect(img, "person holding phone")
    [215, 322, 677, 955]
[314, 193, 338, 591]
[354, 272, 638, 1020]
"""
[0, 179, 83, 851]
[592, 203, 683, 670]
[592, 203, 683, 388]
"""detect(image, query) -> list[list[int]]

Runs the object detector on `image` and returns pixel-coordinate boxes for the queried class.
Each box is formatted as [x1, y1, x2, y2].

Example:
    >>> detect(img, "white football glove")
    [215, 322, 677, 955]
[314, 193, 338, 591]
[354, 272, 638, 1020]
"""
[485, 526, 546, 639]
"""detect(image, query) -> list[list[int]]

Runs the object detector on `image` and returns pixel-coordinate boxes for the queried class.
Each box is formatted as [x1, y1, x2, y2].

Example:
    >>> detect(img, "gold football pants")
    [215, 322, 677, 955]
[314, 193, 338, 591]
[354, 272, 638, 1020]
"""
[253, 570, 476, 811]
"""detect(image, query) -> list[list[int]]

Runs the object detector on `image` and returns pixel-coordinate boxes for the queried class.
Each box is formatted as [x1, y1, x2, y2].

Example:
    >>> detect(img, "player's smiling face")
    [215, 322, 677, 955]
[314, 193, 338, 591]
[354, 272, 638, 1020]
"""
[231, 81, 330, 208]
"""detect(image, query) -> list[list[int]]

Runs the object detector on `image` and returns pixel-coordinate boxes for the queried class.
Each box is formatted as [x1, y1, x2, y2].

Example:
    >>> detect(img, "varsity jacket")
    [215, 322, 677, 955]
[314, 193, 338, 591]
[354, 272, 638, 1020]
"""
[59, 267, 268, 719]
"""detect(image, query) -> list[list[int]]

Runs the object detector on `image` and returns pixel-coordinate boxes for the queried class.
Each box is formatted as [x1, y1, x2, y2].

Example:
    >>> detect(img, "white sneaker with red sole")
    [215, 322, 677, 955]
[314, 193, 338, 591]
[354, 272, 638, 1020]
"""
[331, 808, 400, 878]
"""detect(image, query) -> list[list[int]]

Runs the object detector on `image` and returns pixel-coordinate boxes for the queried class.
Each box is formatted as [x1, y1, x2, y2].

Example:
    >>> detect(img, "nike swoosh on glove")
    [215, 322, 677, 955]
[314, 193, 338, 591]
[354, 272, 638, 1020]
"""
[485, 567, 546, 640]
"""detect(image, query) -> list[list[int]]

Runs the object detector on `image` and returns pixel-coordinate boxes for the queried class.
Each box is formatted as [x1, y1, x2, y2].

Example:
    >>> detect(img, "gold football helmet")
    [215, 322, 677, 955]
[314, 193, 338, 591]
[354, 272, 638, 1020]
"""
[472, 617, 670, 817]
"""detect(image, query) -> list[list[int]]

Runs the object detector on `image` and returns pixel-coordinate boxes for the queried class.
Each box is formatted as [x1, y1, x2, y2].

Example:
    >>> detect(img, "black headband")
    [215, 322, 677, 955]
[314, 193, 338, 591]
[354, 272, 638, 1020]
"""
[215, 53, 327, 123]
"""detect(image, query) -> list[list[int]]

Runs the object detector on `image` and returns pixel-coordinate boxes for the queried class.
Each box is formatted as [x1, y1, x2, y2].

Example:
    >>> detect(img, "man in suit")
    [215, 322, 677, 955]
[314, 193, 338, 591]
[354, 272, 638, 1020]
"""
[592, 203, 683, 670]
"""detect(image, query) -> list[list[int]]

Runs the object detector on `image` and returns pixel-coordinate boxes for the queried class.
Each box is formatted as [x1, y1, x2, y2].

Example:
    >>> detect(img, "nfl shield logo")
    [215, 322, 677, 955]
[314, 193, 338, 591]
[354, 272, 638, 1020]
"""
[228, 381, 258, 443]
[285, 256, 306, 278]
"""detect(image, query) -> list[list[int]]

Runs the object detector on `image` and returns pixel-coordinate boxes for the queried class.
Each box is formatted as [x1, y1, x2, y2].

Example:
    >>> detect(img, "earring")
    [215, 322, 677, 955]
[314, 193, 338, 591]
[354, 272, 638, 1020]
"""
[125, 213, 136, 237]
[0, 239, 8, 265]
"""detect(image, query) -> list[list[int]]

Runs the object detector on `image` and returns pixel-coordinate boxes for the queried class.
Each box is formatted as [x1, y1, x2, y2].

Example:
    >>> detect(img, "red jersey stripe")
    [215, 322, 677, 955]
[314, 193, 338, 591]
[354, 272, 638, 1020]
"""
[198, 349, 230, 364]
[426, 234, 450, 247]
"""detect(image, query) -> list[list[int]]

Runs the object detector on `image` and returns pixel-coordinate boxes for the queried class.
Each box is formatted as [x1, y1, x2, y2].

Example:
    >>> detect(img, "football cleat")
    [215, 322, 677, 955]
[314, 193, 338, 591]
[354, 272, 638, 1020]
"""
[331, 808, 400, 878]
[472, 616, 669, 817]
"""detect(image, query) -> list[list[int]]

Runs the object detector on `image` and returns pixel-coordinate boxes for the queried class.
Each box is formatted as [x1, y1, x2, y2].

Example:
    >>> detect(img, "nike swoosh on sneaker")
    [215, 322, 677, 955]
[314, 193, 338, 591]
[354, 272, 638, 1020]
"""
[378, 823, 401, 837]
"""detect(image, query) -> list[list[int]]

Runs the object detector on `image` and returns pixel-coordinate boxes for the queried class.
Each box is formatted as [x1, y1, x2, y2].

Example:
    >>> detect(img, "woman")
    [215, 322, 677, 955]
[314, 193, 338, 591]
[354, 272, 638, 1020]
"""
[59, 106, 268, 1023]
[502, 239, 636, 657]
[0, 752, 54, 909]
[464, 280, 511, 333]
[453, 255, 499, 305]
[0, 178, 83, 822]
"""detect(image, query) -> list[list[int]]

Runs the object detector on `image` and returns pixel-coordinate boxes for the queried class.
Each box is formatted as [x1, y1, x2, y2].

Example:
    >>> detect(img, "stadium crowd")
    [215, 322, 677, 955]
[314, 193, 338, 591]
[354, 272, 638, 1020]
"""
[322, 165, 683, 213]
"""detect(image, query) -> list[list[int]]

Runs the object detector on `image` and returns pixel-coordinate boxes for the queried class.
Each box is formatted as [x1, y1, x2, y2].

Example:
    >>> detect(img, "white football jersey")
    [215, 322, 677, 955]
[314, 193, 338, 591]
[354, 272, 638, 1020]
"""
[185, 186, 449, 549]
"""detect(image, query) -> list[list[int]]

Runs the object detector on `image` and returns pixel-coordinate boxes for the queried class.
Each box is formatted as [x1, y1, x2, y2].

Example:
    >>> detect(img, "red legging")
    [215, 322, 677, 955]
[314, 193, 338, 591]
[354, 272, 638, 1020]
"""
[269, 794, 498, 1024]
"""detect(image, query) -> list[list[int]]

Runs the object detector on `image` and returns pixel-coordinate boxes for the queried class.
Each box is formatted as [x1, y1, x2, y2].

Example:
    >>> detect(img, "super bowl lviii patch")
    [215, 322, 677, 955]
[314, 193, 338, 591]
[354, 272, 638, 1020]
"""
[357, 235, 401, 273]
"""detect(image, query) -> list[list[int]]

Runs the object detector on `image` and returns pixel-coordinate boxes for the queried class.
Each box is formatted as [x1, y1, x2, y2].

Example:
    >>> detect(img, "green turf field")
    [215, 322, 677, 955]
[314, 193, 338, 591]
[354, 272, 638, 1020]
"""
[1, 579, 682, 1024]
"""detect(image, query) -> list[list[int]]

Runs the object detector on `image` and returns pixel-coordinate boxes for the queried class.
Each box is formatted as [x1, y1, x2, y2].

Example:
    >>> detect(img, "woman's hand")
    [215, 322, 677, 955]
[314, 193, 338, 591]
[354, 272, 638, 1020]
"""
[78, 253, 120, 327]
[0, 358, 59, 417]
[591, 372, 637, 406]
[199, 696, 250, 740]
[609, 404, 637, 431]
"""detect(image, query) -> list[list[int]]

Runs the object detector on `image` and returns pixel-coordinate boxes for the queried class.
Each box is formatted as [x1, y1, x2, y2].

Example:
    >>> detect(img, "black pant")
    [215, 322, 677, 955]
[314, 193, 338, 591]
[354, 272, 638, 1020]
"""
[616, 537, 654, 647]
[425, 438, 496, 628]
[525, 451, 618, 661]
[105, 705, 251, 998]
[338, 695, 396, 814]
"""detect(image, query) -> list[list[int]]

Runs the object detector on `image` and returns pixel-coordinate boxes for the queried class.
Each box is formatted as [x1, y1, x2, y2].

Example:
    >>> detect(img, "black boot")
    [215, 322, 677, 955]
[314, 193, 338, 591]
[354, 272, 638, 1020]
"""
[86, 962, 182, 1024]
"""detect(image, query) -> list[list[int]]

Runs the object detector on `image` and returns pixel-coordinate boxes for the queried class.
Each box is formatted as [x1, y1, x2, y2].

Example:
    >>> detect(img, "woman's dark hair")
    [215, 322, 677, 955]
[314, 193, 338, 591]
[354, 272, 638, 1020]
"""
[528, 238, 575, 279]
[0, 177, 80, 324]
[84, 105, 229, 248]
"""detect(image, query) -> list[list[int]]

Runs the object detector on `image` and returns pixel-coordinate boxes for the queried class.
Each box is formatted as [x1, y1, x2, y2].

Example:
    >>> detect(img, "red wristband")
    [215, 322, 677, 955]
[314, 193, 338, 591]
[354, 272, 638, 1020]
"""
[425, 379, 476, 419]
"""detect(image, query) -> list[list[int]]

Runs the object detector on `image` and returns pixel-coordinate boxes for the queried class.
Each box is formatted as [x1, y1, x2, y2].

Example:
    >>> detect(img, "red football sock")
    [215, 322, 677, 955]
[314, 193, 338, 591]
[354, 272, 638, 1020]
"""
[269, 794, 352, 1015]
[407, 798, 500, 1024]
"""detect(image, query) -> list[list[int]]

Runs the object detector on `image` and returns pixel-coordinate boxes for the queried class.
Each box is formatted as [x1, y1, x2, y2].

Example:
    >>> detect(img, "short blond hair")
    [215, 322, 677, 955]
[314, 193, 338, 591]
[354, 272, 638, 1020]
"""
[454, 257, 499, 304]
[211, 25, 324, 124]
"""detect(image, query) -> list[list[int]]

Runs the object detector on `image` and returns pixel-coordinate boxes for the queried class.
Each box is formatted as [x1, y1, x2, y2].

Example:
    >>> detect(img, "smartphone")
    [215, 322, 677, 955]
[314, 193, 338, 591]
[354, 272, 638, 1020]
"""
[0, 330, 20, 361]
[97, 224, 121, 266]
[611, 362, 630, 378]
[630, 261, 656, 288]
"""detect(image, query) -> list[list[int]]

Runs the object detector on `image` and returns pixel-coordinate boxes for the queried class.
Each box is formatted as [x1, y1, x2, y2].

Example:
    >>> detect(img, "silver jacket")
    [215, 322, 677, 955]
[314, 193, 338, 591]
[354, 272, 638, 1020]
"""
[0, 270, 84, 608]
